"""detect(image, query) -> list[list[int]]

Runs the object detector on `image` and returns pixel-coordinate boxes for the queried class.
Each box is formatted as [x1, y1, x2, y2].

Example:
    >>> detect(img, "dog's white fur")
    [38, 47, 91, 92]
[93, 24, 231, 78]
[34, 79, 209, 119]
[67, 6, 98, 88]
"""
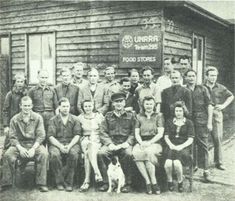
[107, 156, 125, 193]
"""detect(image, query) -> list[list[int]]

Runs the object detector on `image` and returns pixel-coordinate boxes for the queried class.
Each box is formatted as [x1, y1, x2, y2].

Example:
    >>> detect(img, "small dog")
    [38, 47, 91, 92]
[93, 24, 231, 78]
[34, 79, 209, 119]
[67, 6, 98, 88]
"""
[107, 156, 125, 193]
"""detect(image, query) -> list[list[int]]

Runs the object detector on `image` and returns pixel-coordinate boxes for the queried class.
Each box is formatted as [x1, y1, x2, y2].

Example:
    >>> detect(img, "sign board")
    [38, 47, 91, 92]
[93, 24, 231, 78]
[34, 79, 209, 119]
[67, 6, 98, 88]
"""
[119, 28, 162, 69]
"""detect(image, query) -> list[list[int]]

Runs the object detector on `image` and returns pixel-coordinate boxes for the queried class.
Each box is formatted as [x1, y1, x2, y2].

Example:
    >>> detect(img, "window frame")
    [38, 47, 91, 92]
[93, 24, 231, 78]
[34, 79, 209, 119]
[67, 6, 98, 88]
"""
[25, 32, 56, 86]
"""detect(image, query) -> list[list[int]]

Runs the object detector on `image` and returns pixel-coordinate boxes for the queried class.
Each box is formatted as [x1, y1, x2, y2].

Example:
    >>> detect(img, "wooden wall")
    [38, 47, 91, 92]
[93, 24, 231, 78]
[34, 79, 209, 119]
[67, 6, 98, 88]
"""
[0, 0, 164, 83]
[163, 7, 234, 91]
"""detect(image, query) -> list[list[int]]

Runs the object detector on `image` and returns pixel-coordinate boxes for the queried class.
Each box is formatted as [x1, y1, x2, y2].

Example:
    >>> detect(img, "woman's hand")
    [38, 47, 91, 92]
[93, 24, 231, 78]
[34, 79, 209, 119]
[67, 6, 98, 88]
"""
[173, 145, 184, 151]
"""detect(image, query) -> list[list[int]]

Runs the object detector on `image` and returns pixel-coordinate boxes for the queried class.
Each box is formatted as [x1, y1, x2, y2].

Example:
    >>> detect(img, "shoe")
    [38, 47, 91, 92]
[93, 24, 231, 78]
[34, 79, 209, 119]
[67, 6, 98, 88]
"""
[178, 182, 183, 193]
[216, 164, 226, 170]
[65, 186, 73, 192]
[152, 184, 160, 195]
[121, 185, 132, 193]
[146, 184, 152, 194]
[168, 182, 174, 191]
[38, 185, 48, 192]
[203, 171, 212, 183]
[56, 185, 64, 191]
[79, 182, 90, 192]
[98, 183, 109, 192]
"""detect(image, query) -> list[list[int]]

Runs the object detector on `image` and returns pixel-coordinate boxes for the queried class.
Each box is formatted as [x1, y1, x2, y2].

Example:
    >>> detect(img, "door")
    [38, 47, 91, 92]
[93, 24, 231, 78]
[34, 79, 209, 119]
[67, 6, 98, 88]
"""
[192, 34, 205, 84]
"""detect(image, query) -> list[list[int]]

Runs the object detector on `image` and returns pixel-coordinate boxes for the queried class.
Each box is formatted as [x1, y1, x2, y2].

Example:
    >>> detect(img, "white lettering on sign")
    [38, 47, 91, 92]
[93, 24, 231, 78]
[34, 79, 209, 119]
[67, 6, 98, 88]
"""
[135, 44, 158, 50]
[122, 57, 136, 62]
[137, 57, 156, 62]
[134, 35, 158, 43]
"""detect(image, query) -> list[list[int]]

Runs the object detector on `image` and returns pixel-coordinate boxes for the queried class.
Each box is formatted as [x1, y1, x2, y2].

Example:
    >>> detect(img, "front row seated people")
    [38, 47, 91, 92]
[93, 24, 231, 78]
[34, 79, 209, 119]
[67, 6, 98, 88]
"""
[132, 96, 164, 195]
[164, 101, 194, 193]
[47, 97, 81, 192]
[1, 96, 48, 192]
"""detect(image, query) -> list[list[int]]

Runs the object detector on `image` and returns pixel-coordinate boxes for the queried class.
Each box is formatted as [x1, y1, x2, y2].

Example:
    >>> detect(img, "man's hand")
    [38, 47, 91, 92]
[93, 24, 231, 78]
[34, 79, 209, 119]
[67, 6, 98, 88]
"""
[120, 142, 129, 149]
[168, 144, 176, 150]
[60, 145, 67, 154]
[18, 147, 29, 158]
[4, 127, 9, 134]
[64, 145, 71, 154]
[214, 104, 224, 111]
[27, 147, 36, 158]
[173, 145, 184, 151]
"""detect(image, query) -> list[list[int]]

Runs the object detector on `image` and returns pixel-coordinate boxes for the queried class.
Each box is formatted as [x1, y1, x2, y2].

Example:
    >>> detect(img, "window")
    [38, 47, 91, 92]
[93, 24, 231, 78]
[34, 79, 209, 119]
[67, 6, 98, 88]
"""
[192, 34, 205, 84]
[27, 33, 55, 85]
[0, 36, 10, 55]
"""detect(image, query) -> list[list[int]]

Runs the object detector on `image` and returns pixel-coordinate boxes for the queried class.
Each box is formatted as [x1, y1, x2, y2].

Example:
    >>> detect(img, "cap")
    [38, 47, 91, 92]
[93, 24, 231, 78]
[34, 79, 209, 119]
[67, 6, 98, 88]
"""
[111, 92, 126, 102]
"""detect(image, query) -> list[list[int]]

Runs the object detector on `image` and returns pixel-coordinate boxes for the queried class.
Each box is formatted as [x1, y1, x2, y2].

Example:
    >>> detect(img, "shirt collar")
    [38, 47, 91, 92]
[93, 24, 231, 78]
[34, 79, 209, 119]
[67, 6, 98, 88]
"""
[19, 111, 35, 121]
[112, 110, 127, 117]
[58, 113, 73, 123]
[142, 82, 153, 88]
[173, 117, 186, 127]
[37, 84, 50, 90]
[205, 81, 218, 89]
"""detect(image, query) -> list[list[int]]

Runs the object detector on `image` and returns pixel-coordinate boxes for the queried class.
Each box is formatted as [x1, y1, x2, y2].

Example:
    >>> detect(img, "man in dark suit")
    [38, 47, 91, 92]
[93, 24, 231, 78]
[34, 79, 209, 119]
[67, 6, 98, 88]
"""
[161, 70, 192, 121]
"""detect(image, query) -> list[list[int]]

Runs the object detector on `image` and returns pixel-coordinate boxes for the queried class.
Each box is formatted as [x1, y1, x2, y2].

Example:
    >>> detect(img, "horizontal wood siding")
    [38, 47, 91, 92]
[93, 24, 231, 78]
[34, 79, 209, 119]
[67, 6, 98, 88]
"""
[164, 8, 233, 90]
[0, 1, 164, 83]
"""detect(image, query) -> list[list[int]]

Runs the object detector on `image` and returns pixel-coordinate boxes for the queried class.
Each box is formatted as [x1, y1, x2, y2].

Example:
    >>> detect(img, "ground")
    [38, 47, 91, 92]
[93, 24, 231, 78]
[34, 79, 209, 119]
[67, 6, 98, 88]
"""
[1, 117, 235, 201]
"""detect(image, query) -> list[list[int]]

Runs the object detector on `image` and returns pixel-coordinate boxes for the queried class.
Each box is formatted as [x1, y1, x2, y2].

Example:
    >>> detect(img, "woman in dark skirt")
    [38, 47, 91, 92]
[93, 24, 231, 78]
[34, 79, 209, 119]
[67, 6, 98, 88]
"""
[132, 96, 164, 195]
[164, 101, 194, 192]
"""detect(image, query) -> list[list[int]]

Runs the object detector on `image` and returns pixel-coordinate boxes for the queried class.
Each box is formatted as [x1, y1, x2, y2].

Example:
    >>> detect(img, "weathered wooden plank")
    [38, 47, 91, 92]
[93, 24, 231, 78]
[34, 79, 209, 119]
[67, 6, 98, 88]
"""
[12, 52, 25, 58]
[56, 62, 117, 70]
[57, 55, 119, 63]
[164, 47, 192, 56]
[11, 40, 24, 47]
[0, 11, 162, 31]
[11, 57, 25, 64]
[57, 49, 118, 57]
[0, 17, 156, 34]
[56, 42, 119, 51]
[56, 34, 119, 45]
[164, 31, 192, 44]
[11, 34, 25, 40]
[0, 5, 161, 26]
[164, 40, 192, 50]
[11, 46, 25, 53]
[11, 64, 25, 70]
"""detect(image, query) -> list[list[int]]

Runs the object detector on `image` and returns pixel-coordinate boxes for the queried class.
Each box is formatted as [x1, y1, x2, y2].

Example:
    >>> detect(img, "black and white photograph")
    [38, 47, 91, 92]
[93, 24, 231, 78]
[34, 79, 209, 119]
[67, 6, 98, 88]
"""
[0, 0, 234, 201]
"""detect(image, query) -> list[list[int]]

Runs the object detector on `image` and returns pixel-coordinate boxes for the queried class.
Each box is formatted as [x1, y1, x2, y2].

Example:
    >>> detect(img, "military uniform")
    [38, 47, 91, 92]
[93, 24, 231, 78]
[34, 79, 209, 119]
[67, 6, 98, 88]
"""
[1, 112, 48, 187]
[47, 114, 81, 186]
[28, 84, 58, 132]
[98, 108, 136, 186]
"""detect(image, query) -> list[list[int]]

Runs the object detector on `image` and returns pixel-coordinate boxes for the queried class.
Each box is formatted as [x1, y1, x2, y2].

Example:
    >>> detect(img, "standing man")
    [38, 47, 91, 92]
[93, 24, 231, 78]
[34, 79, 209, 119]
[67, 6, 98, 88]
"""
[1, 96, 48, 192]
[71, 62, 89, 90]
[48, 97, 81, 191]
[161, 70, 192, 121]
[103, 65, 120, 95]
[204, 67, 234, 170]
[156, 58, 173, 93]
[98, 93, 136, 193]
[3, 73, 28, 150]
[28, 69, 58, 133]
[128, 69, 140, 95]
[135, 66, 161, 113]
[77, 67, 109, 115]
[55, 68, 80, 115]
[179, 55, 191, 74]
[118, 77, 139, 113]
[185, 69, 213, 182]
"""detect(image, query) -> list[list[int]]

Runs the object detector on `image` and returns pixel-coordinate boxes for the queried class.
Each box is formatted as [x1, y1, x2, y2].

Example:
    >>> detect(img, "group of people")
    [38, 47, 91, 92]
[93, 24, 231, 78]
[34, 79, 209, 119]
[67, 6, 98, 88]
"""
[0, 57, 234, 195]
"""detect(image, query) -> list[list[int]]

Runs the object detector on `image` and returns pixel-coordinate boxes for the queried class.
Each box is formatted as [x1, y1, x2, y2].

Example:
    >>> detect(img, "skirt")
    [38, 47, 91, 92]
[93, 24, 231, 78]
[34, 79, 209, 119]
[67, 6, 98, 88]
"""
[164, 146, 192, 166]
[132, 143, 162, 165]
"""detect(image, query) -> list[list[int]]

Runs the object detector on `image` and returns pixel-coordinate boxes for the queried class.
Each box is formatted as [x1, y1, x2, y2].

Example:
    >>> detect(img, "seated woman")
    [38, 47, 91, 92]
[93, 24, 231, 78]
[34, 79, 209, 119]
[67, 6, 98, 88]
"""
[78, 100, 104, 192]
[164, 101, 194, 192]
[132, 96, 164, 195]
